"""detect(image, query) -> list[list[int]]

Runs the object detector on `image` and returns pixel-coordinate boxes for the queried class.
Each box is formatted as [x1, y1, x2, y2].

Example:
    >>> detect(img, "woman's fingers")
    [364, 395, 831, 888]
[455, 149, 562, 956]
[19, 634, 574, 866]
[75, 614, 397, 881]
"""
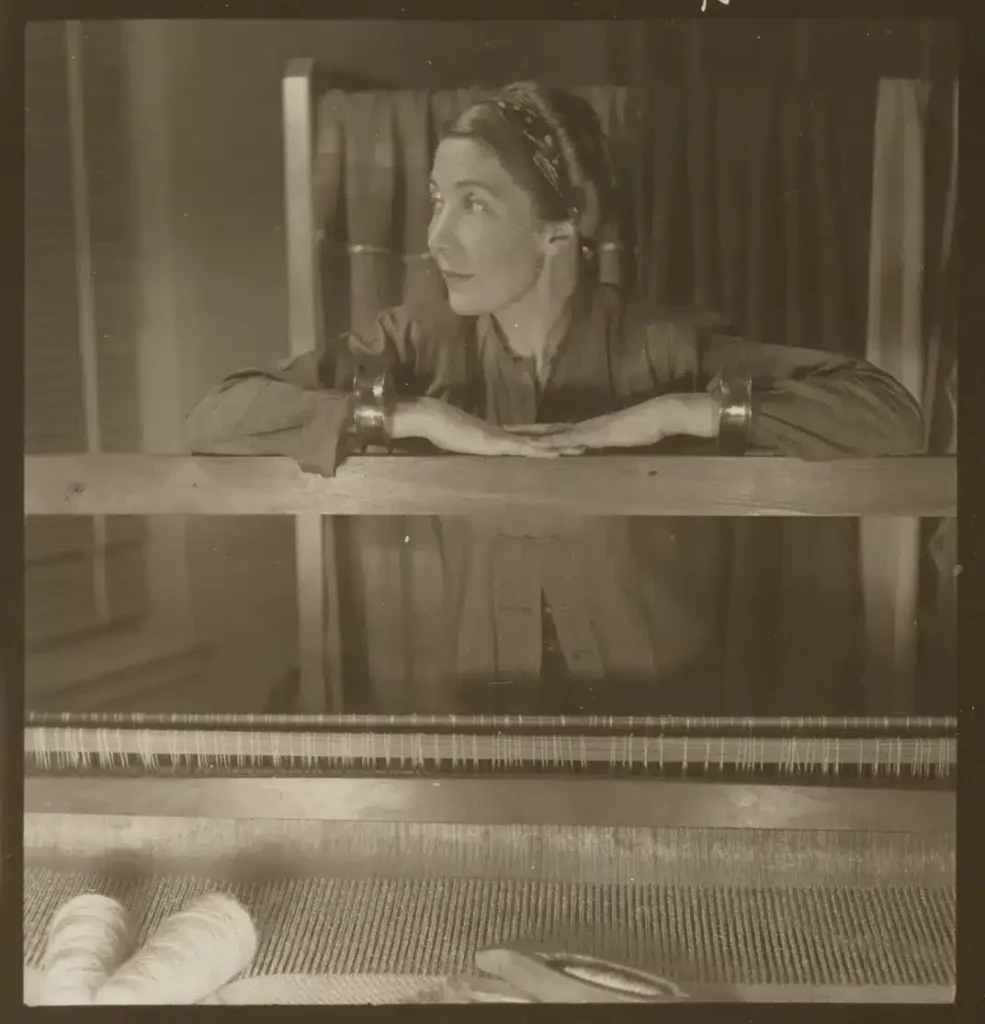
[421, 415, 587, 459]
[480, 431, 586, 458]
[525, 447, 587, 458]
[534, 430, 594, 450]
[490, 437, 586, 458]
[502, 423, 573, 436]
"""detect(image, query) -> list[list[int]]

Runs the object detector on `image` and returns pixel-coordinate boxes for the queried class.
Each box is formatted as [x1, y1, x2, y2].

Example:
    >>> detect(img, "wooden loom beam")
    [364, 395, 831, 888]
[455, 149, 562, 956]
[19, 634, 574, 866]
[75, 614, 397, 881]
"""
[23, 776, 955, 833]
[24, 453, 957, 518]
[282, 59, 343, 715]
[64, 22, 110, 624]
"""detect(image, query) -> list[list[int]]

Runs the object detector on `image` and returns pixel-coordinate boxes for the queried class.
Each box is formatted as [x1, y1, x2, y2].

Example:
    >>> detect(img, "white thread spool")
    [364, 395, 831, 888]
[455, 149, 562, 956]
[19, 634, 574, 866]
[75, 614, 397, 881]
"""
[41, 894, 131, 1005]
[95, 892, 257, 1005]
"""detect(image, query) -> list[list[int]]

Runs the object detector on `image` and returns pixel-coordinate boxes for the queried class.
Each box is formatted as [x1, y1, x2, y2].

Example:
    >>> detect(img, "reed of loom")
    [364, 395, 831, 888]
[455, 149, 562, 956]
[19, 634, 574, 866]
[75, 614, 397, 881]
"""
[24, 710, 956, 1004]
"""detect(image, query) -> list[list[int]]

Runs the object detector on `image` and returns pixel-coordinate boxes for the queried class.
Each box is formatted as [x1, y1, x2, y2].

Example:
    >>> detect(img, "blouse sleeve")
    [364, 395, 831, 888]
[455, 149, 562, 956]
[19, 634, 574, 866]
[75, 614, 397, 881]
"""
[642, 317, 926, 459]
[184, 307, 427, 477]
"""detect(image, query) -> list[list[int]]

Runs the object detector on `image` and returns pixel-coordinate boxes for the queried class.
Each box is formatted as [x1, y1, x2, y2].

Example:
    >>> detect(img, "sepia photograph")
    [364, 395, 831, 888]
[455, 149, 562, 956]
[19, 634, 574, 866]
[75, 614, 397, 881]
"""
[21, 15, 957, 1006]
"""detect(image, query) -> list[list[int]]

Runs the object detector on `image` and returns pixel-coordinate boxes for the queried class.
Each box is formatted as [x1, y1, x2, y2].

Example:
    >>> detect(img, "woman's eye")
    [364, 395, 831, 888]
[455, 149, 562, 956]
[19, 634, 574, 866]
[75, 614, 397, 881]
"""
[428, 192, 487, 215]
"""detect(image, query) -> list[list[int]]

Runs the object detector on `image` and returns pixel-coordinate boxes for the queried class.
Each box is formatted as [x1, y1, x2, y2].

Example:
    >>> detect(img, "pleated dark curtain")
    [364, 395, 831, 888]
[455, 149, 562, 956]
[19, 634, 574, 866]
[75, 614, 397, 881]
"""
[311, 78, 956, 714]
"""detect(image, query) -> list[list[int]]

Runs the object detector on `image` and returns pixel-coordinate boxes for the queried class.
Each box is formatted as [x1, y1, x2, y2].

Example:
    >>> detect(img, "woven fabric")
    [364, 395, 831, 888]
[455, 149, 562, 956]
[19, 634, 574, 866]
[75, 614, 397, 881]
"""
[23, 966, 438, 1006]
[24, 866, 954, 989]
[216, 973, 441, 1004]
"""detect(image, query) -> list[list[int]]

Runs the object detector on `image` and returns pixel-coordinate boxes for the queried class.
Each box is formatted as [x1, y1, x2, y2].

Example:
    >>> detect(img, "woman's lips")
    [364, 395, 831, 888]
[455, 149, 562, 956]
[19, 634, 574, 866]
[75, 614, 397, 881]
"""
[441, 270, 473, 282]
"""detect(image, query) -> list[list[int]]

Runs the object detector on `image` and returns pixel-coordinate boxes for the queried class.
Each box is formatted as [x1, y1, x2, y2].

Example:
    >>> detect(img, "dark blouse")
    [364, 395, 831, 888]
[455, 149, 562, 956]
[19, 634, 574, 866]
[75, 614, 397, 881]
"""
[186, 280, 923, 714]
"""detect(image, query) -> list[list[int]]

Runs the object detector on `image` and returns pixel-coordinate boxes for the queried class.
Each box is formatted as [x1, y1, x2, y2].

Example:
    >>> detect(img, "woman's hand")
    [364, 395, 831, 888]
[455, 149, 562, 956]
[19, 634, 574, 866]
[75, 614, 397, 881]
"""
[522, 394, 720, 451]
[390, 398, 585, 458]
[502, 423, 575, 436]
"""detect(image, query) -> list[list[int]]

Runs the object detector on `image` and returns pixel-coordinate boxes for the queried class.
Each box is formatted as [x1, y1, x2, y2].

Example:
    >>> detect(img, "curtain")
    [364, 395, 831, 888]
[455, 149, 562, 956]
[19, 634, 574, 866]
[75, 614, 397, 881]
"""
[629, 81, 878, 713]
[311, 79, 955, 714]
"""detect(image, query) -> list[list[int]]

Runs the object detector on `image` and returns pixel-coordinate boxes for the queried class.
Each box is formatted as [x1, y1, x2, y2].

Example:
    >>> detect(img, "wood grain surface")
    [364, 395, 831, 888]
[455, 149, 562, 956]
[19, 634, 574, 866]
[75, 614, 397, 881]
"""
[25, 454, 956, 517]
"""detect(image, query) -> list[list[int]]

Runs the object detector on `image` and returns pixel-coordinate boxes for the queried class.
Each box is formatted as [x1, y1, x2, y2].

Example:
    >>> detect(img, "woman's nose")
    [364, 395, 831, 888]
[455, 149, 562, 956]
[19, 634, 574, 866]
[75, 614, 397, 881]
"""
[427, 206, 455, 257]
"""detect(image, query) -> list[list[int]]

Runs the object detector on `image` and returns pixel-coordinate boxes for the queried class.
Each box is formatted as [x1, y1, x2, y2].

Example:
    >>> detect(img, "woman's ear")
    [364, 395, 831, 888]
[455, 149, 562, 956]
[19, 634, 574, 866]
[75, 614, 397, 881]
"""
[542, 220, 578, 255]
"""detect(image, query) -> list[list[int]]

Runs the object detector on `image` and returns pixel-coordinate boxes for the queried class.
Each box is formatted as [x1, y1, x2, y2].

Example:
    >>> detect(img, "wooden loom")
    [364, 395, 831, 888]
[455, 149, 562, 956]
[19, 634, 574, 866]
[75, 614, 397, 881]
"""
[21, 61, 958, 1005]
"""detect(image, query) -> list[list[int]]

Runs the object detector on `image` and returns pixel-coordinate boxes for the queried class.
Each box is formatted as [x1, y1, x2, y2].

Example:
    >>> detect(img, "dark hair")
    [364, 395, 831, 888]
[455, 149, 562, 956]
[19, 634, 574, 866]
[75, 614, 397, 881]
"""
[445, 81, 617, 243]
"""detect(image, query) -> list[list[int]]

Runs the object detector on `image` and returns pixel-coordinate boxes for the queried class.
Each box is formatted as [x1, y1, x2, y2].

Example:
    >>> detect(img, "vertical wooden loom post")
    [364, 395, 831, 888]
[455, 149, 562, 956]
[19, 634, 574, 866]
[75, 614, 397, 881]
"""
[282, 60, 343, 712]
[65, 22, 109, 623]
[123, 20, 194, 642]
[862, 79, 931, 714]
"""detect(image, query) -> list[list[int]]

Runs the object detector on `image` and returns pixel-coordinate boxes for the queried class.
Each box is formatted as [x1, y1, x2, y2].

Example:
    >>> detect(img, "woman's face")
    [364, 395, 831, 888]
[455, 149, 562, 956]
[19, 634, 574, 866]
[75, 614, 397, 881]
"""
[428, 137, 548, 316]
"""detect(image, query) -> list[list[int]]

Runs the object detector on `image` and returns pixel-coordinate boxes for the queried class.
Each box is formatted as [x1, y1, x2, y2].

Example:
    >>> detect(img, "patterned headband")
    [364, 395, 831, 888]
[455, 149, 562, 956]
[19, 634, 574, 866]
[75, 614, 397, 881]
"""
[488, 98, 576, 215]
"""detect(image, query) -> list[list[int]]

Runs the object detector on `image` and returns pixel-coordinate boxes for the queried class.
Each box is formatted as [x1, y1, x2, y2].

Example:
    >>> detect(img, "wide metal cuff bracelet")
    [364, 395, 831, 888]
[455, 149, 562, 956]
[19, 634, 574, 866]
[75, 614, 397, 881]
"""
[351, 366, 396, 449]
[715, 376, 754, 456]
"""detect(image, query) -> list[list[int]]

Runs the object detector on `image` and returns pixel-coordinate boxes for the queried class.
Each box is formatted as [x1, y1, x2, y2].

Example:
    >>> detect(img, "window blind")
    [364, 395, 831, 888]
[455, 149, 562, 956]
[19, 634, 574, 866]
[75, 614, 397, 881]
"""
[25, 22, 148, 651]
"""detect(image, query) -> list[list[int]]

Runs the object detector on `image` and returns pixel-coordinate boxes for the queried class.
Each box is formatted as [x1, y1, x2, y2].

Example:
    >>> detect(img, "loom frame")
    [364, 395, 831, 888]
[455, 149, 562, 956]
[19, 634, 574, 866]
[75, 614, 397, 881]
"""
[20, 50, 960, 1011]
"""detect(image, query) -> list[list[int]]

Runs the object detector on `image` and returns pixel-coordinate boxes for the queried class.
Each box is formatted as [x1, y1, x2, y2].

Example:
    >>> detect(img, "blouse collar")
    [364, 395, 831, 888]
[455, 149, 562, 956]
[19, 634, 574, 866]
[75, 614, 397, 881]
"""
[475, 272, 601, 372]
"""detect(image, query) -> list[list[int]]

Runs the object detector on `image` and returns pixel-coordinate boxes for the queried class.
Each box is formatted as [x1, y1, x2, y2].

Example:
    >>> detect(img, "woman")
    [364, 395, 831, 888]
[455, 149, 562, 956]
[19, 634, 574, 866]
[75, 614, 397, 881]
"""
[186, 82, 924, 716]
